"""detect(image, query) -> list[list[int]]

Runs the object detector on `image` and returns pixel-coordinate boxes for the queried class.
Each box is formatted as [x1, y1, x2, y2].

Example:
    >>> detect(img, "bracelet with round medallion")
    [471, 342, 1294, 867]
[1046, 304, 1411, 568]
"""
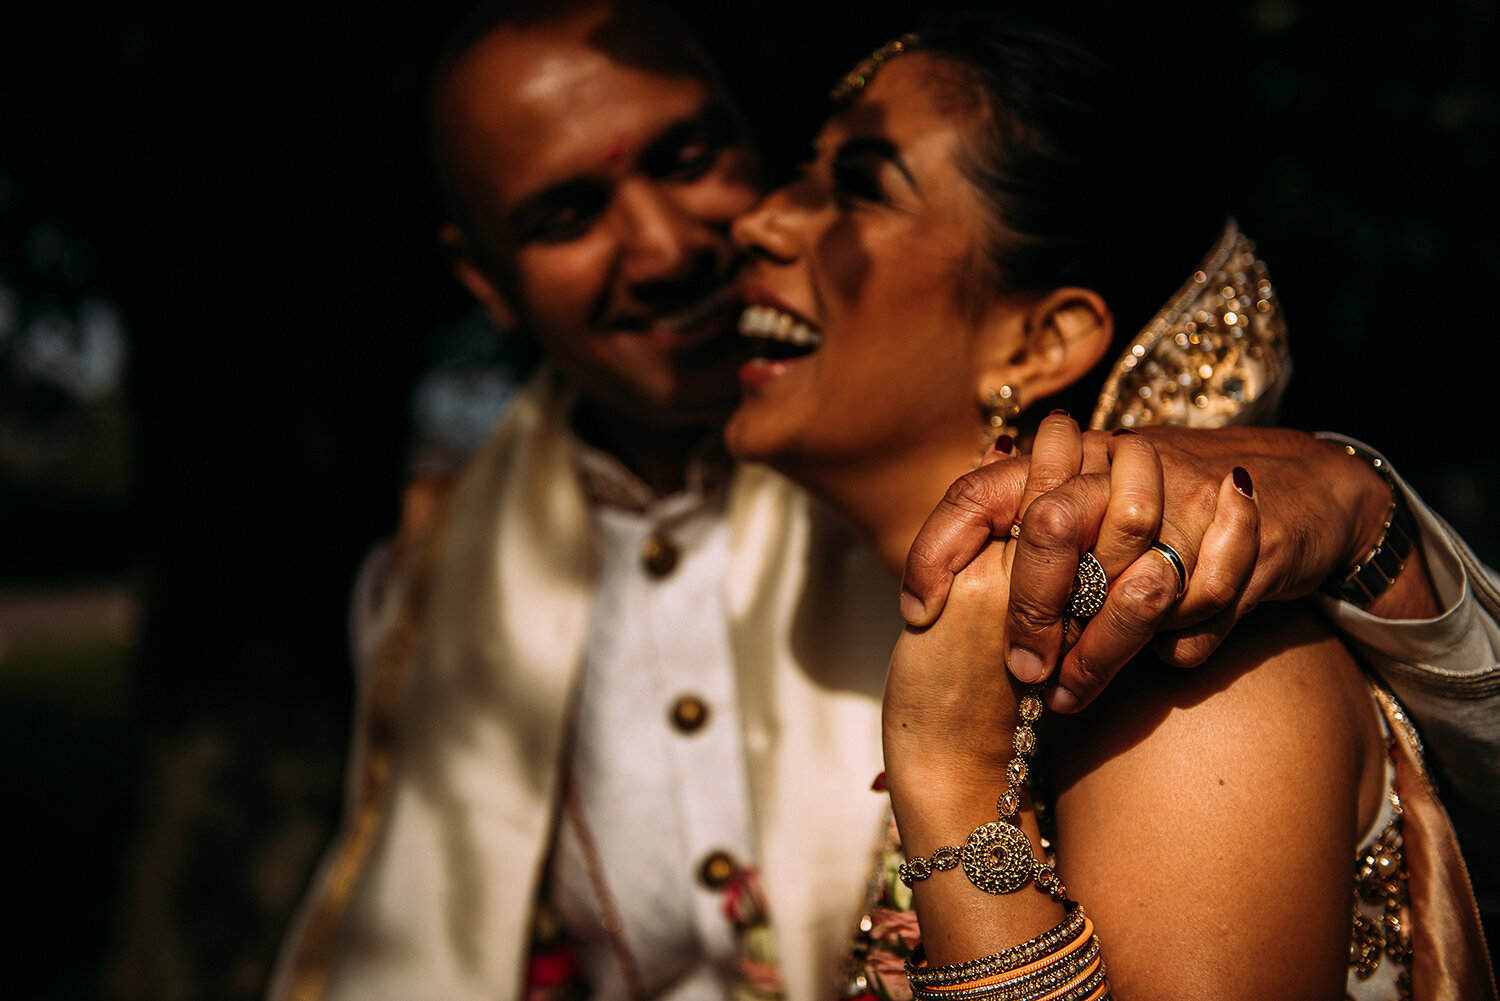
[897, 686, 1066, 901]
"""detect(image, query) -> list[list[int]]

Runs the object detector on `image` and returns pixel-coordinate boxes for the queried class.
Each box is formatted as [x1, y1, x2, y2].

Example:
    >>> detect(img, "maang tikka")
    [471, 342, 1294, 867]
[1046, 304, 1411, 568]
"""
[976, 384, 1021, 467]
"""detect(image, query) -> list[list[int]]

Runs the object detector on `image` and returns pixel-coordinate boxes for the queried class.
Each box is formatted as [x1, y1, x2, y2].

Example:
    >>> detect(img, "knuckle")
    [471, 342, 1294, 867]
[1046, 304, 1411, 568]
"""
[939, 467, 1024, 528]
[1020, 494, 1080, 549]
[1064, 651, 1109, 695]
[939, 474, 993, 520]
[1112, 500, 1159, 546]
[1113, 566, 1178, 615]
[1008, 595, 1060, 636]
[1190, 571, 1239, 612]
[1161, 631, 1216, 668]
[1127, 434, 1161, 461]
[1183, 478, 1221, 520]
[904, 537, 942, 575]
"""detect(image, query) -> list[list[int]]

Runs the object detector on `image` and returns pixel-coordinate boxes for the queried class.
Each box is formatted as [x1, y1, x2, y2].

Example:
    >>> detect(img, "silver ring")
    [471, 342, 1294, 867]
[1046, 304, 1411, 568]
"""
[1066, 552, 1108, 619]
[1147, 541, 1188, 599]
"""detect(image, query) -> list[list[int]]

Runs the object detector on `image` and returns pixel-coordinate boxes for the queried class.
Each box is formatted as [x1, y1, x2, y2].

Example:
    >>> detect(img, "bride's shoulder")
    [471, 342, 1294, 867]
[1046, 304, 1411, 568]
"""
[1056, 600, 1373, 764]
[1043, 602, 1384, 998]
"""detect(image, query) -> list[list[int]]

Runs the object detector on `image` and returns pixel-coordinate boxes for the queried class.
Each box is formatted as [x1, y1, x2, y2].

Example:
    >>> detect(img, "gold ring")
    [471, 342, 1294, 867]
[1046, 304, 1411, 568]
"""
[1066, 552, 1108, 619]
[1147, 541, 1188, 599]
[1009, 517, 1023, 540]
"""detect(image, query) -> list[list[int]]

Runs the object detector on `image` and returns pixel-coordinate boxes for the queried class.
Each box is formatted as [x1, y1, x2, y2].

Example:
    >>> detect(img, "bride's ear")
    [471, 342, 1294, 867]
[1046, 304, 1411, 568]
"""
[976, 287, 1113, 406]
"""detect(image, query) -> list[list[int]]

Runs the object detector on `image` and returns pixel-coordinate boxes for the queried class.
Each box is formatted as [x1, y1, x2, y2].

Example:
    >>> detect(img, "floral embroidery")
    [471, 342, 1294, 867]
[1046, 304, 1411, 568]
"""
[526, 868, 786, 999]
[841, 817, 920, 1000]
[525, 899, 590, 1001]
[726, 867, 786, 1000]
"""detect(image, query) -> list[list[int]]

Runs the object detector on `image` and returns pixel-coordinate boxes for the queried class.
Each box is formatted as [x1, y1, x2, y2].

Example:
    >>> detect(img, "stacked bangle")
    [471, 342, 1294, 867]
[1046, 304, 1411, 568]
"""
[905, 902, 1108, 1000]
[896, 690, 1110, 998]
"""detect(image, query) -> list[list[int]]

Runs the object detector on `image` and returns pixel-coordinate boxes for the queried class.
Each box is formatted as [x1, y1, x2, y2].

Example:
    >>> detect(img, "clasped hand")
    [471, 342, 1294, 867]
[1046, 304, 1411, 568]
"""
[898, 415, 1407, 713]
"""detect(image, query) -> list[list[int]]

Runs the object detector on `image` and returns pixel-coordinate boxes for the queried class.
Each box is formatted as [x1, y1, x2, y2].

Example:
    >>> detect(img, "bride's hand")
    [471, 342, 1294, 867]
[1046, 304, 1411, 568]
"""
[882, 538, 1066, 964]
[883, 539, 1025, 823]
[900, 413, 1261, 713]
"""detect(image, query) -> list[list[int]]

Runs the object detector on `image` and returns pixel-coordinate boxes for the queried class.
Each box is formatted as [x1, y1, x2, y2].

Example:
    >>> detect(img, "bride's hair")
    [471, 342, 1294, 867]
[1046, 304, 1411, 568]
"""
[909, 9, 1231, 399]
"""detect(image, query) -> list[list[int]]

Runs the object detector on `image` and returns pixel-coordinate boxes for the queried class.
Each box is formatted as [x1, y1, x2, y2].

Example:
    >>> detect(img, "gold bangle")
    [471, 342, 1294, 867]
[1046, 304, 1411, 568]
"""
[909, 938, 1105, 1001]
[905, 902, 1107, 1001]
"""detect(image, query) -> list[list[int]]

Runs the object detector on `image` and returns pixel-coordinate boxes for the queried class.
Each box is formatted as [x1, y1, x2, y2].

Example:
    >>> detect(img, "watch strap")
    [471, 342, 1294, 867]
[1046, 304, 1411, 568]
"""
[1324, 444, 1418, 607]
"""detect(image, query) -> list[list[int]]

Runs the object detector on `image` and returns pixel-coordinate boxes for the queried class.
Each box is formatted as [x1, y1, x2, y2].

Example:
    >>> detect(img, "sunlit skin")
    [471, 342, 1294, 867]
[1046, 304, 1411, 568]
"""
[728, 55, 1101, 572]
[734, 50, 1389, 996]
[728, 57, 1004, 567]
[434, 6, 761, 493]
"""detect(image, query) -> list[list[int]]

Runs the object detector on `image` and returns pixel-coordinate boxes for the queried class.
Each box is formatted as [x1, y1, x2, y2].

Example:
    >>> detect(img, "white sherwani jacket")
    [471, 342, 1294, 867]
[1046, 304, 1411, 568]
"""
[270, 379, 1500, 1000]
[269, 370, 903, 1001]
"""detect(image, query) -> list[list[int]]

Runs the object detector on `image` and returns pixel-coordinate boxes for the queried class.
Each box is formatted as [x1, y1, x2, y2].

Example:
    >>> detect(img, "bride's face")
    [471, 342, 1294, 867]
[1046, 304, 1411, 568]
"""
[726, 54, 1008, 473]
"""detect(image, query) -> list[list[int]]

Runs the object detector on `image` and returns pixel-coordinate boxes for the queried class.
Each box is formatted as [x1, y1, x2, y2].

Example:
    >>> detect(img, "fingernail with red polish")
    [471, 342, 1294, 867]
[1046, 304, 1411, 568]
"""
[1232, 466, 1254, 498]
[1111, 428, 1136, 437]
[1050, 409, 1070, 417]
[992, 435, 1014, 455]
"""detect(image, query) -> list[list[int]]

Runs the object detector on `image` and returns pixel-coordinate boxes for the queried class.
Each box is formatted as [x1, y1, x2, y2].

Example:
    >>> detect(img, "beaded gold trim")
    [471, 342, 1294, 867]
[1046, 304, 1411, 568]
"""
[1090, 220, 1290, 432]
[1349, 686, 1414, 994]
[277, 478, 457, 1001]
[1350, 810, 1412, 983]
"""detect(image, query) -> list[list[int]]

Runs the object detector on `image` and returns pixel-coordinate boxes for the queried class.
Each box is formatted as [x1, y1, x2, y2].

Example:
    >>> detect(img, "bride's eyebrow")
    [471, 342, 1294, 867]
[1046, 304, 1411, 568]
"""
[834, 136, 918, 192]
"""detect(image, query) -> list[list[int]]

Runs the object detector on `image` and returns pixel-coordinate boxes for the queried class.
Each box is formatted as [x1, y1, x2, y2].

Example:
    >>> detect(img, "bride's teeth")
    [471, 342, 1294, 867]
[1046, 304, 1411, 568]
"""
[739, 305, 820, 347]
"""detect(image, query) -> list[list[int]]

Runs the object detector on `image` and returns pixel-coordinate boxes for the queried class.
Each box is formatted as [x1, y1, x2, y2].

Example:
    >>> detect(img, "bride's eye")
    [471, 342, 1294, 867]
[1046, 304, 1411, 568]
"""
[832, 157, 886, 207]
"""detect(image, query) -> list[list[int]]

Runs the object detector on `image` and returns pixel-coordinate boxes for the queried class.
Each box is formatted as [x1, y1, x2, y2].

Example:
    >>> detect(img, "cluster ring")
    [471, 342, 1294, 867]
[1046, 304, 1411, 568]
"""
[1066, 552, 1108, 619]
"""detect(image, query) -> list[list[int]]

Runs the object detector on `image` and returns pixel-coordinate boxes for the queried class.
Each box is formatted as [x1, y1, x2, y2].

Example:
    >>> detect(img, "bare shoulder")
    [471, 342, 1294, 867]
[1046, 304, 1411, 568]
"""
[1045, 603, 1384, 1000]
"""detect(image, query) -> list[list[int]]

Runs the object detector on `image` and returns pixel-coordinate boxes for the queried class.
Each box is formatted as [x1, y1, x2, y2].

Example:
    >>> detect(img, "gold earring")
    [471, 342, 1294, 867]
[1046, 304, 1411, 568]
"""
[976, 385, 1021, 467]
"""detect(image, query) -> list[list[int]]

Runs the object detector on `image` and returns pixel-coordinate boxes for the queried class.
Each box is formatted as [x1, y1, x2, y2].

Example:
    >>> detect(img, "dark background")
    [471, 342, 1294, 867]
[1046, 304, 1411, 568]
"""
[1, 1, 1495, 998]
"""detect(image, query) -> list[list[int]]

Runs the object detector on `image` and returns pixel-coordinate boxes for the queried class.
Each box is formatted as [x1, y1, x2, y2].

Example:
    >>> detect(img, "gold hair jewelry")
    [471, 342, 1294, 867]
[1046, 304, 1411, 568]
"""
[831, 33, 921, 104]
[898, 687, 1067, 901]
[1065, 553, 1108, 620]
[1146, 541, 1188, 599]
[974, 384, 1022, 468]
[1090, 219, 1290, 432]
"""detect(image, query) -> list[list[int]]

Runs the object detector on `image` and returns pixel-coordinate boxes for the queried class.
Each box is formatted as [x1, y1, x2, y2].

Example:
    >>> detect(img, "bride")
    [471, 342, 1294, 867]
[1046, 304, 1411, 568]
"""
[727, 9, 1492, 999]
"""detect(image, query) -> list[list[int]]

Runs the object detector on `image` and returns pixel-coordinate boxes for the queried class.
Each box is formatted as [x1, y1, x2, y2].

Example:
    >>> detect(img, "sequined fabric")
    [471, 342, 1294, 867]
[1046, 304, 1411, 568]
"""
[1348, 731, 1412, 1001]
[1091, 221, 1291, 432]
